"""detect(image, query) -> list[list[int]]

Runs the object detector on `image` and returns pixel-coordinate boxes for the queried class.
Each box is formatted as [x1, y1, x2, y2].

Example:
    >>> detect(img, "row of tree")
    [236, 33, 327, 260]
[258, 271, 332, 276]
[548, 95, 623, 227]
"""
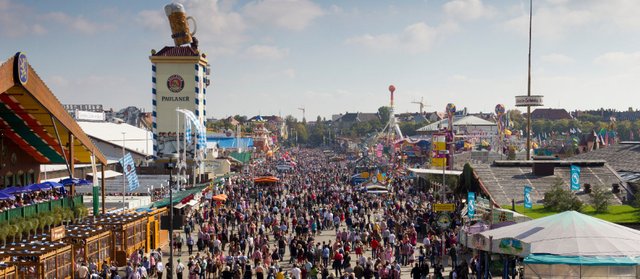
[0, 205, 88, 246]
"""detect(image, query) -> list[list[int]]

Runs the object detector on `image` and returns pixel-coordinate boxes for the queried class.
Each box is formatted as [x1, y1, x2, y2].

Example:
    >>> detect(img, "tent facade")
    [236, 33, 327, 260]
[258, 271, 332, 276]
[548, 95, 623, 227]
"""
[470, 211, 640, 278]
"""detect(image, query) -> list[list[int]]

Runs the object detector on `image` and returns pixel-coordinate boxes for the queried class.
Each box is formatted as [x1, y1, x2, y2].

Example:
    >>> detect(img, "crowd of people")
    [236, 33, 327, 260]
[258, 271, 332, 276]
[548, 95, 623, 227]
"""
[115, 147, 474, 279]
[0, 187, 67, 212]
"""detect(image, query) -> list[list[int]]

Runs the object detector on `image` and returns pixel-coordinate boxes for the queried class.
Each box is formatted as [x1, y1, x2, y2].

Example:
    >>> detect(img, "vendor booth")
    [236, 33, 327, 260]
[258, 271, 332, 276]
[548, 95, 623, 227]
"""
[64, 225, 111, 267]
[468, 211, 640, 278]
[77, 213, 147, 266]
[0, 257, 16, 279]
[145, 208, 168, 251]
[2, 241, 73, 279]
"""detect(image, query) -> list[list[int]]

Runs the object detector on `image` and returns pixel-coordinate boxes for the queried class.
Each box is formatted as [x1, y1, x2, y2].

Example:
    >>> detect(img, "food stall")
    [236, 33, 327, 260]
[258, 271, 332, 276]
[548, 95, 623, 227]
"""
[145, 208, 168, 251]
[1, 240, 73, 279]
[77, 213, 147, 266]
[0, 257, 16, 279]
[64, 225, 111, 267]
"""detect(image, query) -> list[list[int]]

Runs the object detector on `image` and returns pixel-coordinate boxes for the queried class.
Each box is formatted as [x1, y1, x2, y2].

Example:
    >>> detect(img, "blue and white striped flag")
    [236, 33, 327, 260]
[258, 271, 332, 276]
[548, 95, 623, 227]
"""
[185, 117, 192, 144]
[182, 109, 206, 151]
[118, 153, 140, 192]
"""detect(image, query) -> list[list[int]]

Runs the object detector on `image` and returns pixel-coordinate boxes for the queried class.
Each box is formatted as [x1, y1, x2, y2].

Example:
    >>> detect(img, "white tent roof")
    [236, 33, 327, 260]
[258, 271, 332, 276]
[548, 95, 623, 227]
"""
[478, 211, 640, 257]
[78, 121, 153, 156]
[417, 115, 496, 132]
[409, 168, 463, 176]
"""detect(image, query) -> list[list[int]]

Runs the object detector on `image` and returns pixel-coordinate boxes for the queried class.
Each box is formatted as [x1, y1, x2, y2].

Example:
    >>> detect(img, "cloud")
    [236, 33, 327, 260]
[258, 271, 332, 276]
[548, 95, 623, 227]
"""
[244, 45, 289, 60]
[346, 22, 455, 54]
[43, 12, 114, 35]
[541, 53, 574, 64]
[0, 0, 46, 37]
[594, 51, 640, 67]
[138, 0, 248, 51]
[504, 5, 592, 39]
[243, 0, 323, 31]
[137, 10, 166, 31]
[504, 1, 640, 39]
[282, 68, 296, 78]
[443, 0, 495, 21]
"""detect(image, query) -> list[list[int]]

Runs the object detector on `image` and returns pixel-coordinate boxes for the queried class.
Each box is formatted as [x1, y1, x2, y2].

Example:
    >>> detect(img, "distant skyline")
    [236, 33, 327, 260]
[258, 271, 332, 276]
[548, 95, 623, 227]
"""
[2, 0, 640, 120]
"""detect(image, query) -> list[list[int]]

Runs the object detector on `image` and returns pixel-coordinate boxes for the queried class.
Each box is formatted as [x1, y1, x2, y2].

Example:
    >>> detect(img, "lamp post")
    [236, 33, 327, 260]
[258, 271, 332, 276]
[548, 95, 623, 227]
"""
[166, 153, 178, 275]
[122, 132, 126, 211]
[438, 150, 449, 202]
[438, 149, 449, 268]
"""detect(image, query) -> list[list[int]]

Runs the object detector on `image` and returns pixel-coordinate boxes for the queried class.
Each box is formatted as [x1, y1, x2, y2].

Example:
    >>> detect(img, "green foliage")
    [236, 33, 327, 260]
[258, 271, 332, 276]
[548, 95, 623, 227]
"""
[512, 204, 640, 223]
[590, 185, 612, 213]
[633, 191, 640, 208]
[378, 106, 391, 124]
[0, 226, 8, 246]
[543, 178, 583, 212]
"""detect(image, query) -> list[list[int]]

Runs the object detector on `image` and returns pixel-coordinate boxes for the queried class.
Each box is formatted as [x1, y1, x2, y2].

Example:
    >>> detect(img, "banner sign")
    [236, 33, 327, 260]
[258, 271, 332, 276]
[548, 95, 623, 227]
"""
[434, 203, 455, 212]
[119, 153, 140, 191]
[570, 165, 581, 191]
[468, 192, 476, 218]
[524, 185, 532, 209]
[51, 225, 66, 241]
[515, 95, 544, 107]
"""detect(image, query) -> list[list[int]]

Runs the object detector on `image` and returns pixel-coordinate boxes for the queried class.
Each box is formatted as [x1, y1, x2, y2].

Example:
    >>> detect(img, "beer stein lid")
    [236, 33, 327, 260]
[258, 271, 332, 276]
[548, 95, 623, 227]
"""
[164, 2, 186, 16]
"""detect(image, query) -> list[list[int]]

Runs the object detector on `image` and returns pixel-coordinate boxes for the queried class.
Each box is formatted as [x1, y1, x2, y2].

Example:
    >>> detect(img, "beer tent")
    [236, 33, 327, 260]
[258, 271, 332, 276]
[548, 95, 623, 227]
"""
[474, 211, 640, 278]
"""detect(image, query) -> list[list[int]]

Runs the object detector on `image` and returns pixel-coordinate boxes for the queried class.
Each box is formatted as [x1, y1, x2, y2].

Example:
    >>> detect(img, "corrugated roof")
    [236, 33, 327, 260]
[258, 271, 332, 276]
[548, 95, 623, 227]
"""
[571, 143, 640, 173]
[153, 46, 199, 57]
[472, 162, 626, 206]
[229, 151, 252, 164]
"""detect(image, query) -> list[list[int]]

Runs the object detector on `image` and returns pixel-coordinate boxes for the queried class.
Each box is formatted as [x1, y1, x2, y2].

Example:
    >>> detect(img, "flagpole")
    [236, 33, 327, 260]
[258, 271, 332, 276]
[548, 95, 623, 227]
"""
[122, 131, 126, 211]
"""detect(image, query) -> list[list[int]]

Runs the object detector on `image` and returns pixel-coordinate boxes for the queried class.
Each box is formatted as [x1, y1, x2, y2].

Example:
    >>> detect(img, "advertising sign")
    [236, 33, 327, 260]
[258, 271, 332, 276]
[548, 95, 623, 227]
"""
[515, 95, 544, 107]
[570, 165, 581, 191]
[468, 192, 476, 218]
[434, 203, 455, 212]
[524, 185, 532, 209]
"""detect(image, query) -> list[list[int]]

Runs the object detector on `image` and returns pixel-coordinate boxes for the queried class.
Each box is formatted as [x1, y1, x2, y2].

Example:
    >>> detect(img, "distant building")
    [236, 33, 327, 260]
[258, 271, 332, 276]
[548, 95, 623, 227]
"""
[573, 109, 640, 122]
[530, 108, 572, 120]
[416, 115, 497, 135]
[332, 112, 381, 128]
[395, 112, 430, 123]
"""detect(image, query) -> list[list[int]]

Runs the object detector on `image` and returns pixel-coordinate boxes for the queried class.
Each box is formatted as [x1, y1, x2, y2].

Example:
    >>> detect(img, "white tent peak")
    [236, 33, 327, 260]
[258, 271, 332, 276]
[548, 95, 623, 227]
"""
[479, 210, 640, 257]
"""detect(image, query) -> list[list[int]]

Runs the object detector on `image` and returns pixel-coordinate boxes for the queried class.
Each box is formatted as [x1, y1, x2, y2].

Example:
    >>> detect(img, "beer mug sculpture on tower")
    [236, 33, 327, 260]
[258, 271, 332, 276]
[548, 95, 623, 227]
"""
[164, 3, 197, 46]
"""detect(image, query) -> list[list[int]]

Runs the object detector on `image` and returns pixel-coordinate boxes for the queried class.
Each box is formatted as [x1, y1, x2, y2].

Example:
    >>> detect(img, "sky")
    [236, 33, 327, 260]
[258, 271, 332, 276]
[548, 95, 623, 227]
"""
[2, 0, 640, 120]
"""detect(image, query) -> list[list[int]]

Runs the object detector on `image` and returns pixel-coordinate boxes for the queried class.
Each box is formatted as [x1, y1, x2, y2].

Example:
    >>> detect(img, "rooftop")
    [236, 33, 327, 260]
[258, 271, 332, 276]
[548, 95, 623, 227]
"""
[472, 161, 627, 206]
[571, 142, 640, 173]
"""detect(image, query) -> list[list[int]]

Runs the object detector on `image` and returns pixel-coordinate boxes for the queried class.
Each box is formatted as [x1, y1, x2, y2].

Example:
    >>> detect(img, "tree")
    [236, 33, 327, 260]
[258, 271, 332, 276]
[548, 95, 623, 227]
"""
[378, 106, 391, 125]
[590, 185, 612, 213]
[0, 226, 8, 247]
[543, 177, 583, 212]
[507, 110, 525, 131]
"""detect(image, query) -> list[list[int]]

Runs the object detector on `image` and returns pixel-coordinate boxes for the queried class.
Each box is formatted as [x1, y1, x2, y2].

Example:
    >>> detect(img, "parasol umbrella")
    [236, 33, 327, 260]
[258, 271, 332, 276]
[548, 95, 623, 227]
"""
[40, 181, 64, 188]
[212, 194, 228, 202]
[59, 178, 92, 186]
[0, 192, 15, 200]
[24, 183, 50, 192]
[2, 186, 31, 194]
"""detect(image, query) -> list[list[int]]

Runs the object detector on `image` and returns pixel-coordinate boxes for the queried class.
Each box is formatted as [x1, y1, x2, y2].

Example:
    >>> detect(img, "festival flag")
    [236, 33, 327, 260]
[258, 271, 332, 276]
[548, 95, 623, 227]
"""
[570, 165, 581, 191]
[467, 192, 476, 218]
[118, 153, 140, 191]
[631, 130, 635, 141]
[185, 117, 192, 144]
[524, 185, 532, 209]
